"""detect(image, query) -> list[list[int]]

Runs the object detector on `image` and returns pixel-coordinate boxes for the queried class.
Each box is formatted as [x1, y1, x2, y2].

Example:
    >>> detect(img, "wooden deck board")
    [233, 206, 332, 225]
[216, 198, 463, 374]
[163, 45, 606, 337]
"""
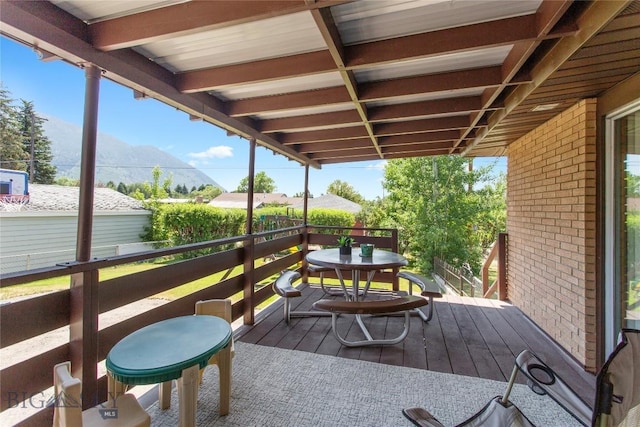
[236, 283, 596, 404]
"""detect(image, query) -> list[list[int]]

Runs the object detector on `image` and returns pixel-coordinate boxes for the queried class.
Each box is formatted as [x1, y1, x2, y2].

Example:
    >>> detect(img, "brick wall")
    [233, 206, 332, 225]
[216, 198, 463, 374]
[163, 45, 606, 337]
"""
[507, 99, 597, 371]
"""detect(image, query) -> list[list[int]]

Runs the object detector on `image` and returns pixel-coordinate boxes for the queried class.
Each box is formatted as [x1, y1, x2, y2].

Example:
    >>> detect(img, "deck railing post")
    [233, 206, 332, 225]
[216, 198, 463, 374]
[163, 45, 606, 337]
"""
[392, 228, 400, 292]
[69, 269, 99, 409]
[498, 232, 508, 301]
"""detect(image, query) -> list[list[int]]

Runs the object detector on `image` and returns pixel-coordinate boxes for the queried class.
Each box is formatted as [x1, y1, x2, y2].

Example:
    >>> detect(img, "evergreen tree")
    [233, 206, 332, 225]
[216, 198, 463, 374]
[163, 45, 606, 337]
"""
[0, 88, 27, 171]
[116, 182, 128, 194]
[17, 100, 56, 183]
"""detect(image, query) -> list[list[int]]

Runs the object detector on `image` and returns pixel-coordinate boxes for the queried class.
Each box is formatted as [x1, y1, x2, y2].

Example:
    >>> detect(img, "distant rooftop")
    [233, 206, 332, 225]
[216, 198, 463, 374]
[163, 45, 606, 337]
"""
[0, 184, 146, 212]
[289, 194, 361, 214]
[208, 193, 302, 210]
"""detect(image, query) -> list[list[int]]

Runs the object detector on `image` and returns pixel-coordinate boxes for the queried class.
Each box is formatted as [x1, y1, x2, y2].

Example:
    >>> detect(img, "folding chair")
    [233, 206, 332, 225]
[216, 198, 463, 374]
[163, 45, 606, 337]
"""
[403, 329, 639, 427]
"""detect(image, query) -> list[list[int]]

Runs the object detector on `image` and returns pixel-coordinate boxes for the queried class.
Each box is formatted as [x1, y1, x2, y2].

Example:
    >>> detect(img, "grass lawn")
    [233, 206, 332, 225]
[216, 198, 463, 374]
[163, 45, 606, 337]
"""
[1, 259, 283, 303]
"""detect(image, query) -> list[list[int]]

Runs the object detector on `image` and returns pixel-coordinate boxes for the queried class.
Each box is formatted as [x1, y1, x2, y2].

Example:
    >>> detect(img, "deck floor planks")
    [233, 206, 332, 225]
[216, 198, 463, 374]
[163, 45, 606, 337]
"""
[463, 296, 522, 382]
[486, 298, 596, 404]
[235, 283, 595, 401]
[422, 301, 453, 373]
[447, 297, 505, 381]
[432, 297, 478, 377]
[400, 314, 428, 369]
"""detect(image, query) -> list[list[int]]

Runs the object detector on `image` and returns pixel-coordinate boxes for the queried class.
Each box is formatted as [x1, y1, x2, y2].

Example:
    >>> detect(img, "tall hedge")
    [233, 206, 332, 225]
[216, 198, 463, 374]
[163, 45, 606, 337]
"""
[143, 204, 355, 254]
[145, 204, 245, 256]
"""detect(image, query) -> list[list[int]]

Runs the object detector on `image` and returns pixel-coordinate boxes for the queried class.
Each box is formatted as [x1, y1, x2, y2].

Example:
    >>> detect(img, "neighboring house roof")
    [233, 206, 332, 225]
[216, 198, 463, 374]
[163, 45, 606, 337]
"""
[0, 184, 146, 212]
[290, 194, 361, 214]
[208, 193, 303, 209]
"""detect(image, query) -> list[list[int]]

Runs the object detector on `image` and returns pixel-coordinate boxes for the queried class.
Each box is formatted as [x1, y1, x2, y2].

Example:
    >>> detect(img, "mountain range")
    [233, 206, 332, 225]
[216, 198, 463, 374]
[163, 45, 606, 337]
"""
[42, 115, 224, 190]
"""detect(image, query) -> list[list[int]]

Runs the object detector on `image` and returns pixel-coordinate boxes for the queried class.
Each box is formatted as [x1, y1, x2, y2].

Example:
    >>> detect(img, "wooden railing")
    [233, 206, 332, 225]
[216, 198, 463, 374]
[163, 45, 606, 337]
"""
[432, 232, 508, 300]
[433, 258, 479, 297]
[0, 225, 399, 426]
[481, 232, 508, 300]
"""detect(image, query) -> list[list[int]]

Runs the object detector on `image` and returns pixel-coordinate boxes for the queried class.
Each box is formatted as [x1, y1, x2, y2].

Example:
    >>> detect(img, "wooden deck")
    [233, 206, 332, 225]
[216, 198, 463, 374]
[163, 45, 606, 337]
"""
[236, 282, 596, 405]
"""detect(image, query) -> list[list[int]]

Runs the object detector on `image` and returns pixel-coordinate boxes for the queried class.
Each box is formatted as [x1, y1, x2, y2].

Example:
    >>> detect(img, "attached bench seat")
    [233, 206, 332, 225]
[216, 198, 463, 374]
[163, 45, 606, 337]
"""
[312, 295, 428, 347]
[273, 270, 331, 323]
[307, 263, 343, 296]
[313, 295, 427, 315]
[397, 271, 443, 322]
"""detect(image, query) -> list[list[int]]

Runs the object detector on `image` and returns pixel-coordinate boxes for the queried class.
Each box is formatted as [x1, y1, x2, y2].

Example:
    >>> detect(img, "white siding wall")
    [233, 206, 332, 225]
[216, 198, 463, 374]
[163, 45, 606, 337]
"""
[0, 210, 150, 274]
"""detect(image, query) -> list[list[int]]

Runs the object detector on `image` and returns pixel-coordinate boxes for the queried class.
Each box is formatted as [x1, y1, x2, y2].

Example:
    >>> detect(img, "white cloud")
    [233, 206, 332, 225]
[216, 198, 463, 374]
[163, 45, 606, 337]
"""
[188, 160, 198, 167]
[188, 146, 233, 159]
[367, 161, 387, 170]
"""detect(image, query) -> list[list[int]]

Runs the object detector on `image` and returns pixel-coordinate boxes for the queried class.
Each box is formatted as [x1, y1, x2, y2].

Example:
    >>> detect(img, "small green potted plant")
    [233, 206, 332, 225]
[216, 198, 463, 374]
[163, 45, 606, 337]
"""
[337, 235, 354, 255]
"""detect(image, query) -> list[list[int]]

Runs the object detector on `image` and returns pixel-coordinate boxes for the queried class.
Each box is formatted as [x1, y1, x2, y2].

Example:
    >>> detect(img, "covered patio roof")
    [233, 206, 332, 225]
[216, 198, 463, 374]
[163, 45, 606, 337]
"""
[1, 0, 638, 168]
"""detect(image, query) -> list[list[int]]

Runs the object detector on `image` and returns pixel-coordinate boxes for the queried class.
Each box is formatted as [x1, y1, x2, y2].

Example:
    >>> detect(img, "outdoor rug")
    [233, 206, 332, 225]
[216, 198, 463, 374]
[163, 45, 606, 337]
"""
[145, 342, 582, 426]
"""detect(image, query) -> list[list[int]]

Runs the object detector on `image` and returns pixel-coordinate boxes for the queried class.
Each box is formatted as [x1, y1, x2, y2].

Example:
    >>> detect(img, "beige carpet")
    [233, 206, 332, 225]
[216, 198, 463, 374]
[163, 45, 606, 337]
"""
[145, 342, 583, 426]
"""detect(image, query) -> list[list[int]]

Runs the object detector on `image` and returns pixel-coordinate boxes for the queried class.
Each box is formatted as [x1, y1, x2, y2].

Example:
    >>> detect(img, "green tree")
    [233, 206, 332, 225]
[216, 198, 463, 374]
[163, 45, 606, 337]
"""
[17, 100, 56, 183]
[236, 171, 276, 193]
[0, 88, 27, 171]
[146, 165, 172, 202]
[383, 156, 491, 273]
[293, 191, 313, 198]
[192, 184, 223, 200]
[55, 176, 80, 186]
[474, 173, 507, 249]
[116, 182, 128, 194]
[326, 179, 364, 204]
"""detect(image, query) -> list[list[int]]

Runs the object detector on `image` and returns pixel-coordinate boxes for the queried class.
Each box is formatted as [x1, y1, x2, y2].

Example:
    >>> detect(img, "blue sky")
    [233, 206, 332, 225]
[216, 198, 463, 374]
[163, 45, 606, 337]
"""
[1, 37, 505, 200]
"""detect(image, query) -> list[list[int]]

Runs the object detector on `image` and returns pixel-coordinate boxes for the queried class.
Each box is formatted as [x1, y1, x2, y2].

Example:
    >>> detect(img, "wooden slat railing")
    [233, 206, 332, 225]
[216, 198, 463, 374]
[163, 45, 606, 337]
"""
[0, 224, 399, 425]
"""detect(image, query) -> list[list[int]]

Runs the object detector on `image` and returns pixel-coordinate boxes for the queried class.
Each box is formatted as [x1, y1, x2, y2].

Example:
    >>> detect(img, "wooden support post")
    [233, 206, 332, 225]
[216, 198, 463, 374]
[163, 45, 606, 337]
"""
[243, 138, 256, 324]
[498, 232, 508, 301]
[302, 164, 310, 283]
[71, 64, 101, 409]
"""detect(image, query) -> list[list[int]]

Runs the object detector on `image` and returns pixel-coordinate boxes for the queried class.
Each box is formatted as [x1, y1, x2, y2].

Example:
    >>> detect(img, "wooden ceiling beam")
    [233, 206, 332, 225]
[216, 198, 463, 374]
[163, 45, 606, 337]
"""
[316, 155, 383, 165]
[308, 147, 380, 160]
[379, 131, 460, 146]
[368, 96, 487, 122]
[374, 116, 471, 136]
[383, 148, 453, 158]
[90, 0, 349, 51]
[228, 86, 351, 117]
[177, 51, 337, 93]
[281, 126, 370, 145]
[260, 110, 362, 133]
[359, 66, 505, 102]
[347, 14, 540, 68]
[296, 138, 374, 153]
